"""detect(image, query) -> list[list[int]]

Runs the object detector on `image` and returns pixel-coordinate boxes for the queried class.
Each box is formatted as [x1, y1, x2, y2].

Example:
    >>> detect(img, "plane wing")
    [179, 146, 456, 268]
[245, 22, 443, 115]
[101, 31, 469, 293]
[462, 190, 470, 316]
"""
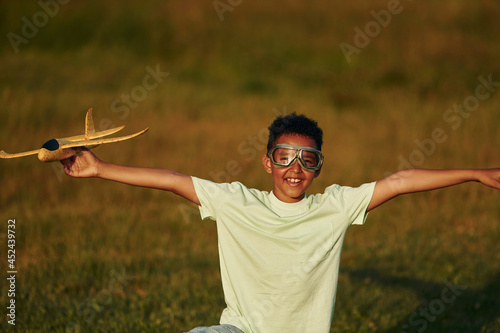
[59, 127, 149, 149]
[0, 149, 40, 159]
[62, 125, 125, 141]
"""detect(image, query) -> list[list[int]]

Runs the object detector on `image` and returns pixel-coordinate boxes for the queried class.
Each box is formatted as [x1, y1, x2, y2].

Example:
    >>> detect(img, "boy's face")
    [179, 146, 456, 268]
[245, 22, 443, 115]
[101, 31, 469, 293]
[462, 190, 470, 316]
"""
[262, 134, 322, 203]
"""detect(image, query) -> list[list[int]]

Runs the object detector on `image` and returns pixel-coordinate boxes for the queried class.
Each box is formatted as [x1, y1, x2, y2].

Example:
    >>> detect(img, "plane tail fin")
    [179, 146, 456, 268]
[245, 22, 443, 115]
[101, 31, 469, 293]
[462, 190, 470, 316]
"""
[62, 108, 125, 142]
[60, 127, 149, 149]
[85, 108, 95, 140]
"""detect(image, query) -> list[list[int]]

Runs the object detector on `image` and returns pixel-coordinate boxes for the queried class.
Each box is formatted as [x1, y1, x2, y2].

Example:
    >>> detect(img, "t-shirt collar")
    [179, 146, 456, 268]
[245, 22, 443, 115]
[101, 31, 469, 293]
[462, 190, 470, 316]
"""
[269, 191, 310, 216]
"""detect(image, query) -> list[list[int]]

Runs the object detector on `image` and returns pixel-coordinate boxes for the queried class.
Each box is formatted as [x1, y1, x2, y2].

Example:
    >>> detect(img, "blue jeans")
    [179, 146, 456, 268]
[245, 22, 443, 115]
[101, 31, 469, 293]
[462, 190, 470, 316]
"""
[186, 324, 244, 333]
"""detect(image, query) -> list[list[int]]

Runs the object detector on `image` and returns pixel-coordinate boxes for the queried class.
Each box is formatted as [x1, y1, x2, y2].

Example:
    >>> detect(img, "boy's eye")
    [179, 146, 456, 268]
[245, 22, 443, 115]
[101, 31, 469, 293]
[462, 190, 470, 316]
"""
[273, 148, 295, 164]
[302, 151, 318, 166]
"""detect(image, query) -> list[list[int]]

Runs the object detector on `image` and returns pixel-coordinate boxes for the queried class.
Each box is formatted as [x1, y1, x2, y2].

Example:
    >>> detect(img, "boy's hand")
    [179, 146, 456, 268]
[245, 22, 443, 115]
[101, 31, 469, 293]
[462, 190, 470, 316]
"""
[476, 168, 500, 190]
[61, 148, 100, 178]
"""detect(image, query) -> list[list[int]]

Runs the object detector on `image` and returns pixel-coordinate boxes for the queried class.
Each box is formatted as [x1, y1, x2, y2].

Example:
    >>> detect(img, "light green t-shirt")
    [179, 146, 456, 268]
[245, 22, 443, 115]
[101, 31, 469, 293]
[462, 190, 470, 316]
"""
[192, 177, 376, 333]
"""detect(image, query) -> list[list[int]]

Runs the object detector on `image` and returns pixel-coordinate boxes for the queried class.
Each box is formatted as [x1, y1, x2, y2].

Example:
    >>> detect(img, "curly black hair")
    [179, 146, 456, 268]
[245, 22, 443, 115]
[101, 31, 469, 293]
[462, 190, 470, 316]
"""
[267, 113, 323, 152]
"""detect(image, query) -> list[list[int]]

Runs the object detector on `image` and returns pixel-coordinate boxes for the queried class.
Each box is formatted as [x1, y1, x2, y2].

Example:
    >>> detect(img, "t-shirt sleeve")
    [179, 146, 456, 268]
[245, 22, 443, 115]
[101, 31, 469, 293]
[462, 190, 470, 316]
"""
[192, 177, 267, 222]
[191, 176, 222, 221]
[339, 181, 376, 226]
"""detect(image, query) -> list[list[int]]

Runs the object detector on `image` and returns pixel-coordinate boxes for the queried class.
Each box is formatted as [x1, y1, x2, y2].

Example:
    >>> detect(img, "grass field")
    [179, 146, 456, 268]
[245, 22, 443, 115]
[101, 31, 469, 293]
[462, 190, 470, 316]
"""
[0, 1, 500, 332]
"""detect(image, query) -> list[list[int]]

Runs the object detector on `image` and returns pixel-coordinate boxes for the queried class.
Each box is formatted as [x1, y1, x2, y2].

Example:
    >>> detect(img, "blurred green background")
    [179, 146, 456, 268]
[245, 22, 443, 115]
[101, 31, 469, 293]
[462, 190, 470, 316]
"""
[0, 0, 499, 332]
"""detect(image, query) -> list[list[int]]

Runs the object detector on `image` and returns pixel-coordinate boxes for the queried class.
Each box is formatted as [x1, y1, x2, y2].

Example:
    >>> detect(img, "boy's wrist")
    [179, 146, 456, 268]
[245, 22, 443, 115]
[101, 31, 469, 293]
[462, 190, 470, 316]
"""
[472, 169, 484, 182]
[474, 168, 496, 184]
[94, 160, 106, 179]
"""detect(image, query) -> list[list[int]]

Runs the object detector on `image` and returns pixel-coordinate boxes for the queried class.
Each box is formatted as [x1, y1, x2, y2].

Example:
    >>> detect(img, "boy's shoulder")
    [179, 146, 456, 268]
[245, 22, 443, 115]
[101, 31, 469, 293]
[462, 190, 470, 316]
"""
[191, 176, 269, 202]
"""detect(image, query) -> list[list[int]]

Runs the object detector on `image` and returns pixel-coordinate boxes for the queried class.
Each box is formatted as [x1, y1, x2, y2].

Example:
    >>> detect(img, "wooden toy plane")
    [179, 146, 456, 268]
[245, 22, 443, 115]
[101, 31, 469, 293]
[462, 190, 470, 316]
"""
[0, 108, 148, 162]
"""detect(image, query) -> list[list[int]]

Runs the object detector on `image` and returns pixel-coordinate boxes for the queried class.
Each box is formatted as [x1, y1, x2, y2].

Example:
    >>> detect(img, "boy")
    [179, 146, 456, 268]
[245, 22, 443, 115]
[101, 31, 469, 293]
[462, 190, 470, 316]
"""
[62, 113, 500, 333]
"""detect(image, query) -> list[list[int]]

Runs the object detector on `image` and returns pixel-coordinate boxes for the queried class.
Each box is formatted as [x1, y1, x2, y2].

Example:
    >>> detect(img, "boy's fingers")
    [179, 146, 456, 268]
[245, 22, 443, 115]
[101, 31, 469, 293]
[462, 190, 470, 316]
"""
[60, 155, 77, 175]
[60, 158, 72, 174]
[60, 157, 70, 168]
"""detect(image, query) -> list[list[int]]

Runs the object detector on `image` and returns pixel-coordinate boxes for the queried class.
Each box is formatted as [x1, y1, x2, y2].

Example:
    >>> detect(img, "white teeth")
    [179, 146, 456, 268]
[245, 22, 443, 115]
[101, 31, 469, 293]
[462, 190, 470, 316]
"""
[287, 178, 301, 183]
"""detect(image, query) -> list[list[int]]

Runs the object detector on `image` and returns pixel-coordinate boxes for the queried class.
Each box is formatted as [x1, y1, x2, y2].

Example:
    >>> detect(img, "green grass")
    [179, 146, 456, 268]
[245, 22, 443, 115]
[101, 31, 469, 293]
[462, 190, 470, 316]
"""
[1, 1, 500, 332]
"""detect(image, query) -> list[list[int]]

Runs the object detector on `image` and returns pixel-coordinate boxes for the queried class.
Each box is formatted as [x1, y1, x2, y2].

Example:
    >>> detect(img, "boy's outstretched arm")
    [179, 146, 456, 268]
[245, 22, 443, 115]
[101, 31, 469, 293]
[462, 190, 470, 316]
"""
[367, 168, 500, 211]
[61, 148, 200, 205]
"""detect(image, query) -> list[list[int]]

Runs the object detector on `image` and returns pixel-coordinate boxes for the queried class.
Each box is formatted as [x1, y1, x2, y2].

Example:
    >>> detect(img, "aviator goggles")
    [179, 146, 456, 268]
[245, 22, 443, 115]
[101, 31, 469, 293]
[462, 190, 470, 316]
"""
[267, 144, 324, 172]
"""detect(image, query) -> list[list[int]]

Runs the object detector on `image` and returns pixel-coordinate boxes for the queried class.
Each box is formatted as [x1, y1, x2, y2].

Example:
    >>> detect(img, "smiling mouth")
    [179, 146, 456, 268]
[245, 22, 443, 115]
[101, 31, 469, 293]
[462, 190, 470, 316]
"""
[286, 178, 303, 185]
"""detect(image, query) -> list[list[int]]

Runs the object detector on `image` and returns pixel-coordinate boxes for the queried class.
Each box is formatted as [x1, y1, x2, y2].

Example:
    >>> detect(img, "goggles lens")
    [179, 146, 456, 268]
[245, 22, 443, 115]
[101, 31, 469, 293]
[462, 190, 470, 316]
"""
[268, 144, 323, 171]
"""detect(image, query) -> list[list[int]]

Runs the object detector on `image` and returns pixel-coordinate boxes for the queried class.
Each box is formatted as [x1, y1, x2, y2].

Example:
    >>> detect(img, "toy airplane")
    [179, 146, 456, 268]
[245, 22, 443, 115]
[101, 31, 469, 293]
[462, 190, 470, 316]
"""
[0, 108, 148, 162]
